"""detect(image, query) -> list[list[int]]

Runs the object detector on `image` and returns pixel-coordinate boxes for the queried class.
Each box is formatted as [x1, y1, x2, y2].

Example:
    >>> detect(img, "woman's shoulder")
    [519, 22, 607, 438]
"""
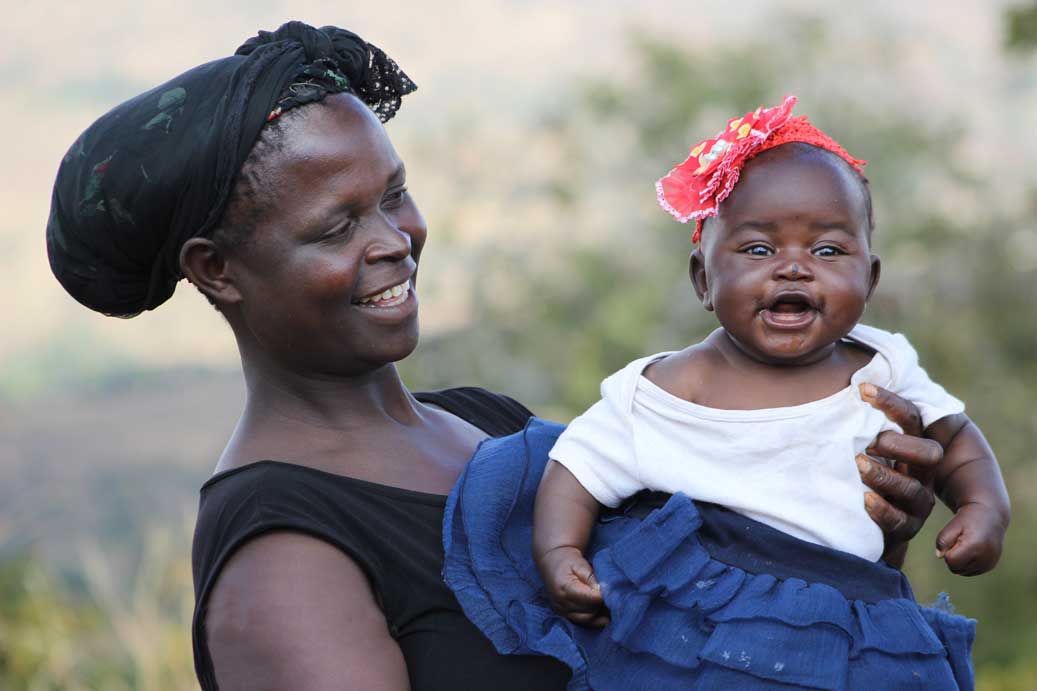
[194, 460, 446, 568]
[415, 386, 535, 437]
[193, 461, 406, 603]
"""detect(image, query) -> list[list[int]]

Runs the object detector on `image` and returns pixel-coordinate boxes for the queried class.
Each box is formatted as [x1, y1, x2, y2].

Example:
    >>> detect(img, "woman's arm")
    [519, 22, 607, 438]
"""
[206, 532, 410, 691]
[532, 461, 609, 627]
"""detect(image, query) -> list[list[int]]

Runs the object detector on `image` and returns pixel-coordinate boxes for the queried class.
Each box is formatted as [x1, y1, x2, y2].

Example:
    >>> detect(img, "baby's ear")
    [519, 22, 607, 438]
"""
[689, 249, 713, 311]
[866, 253, 881, 302]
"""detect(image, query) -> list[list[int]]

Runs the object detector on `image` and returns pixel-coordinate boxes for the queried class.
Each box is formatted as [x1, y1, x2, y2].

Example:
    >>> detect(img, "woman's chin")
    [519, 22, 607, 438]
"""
[384, 331, 420, 365]
[366, 321, 421, 367]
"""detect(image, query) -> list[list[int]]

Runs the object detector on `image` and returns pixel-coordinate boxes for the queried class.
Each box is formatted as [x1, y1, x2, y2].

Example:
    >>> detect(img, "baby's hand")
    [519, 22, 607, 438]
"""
[936, 503, 1006, 576]
[537, 546, 609, 628]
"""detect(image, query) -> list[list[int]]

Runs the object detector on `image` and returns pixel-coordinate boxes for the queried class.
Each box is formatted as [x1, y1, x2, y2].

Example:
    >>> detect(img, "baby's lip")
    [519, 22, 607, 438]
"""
[763, 290, 818, 312]
[759, 290, 819, 330]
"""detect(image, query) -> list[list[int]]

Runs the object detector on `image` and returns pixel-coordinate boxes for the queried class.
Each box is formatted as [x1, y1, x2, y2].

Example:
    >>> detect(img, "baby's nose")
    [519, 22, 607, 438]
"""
[774, 259, 813, 281]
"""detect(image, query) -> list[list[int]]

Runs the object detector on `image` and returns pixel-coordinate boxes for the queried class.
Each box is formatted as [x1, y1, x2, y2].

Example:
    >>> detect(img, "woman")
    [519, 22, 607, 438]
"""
[47, 22, 945, 690]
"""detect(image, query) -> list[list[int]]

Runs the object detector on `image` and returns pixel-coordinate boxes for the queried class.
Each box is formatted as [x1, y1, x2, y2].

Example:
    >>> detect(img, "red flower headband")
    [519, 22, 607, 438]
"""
[656, 95, 866, 243]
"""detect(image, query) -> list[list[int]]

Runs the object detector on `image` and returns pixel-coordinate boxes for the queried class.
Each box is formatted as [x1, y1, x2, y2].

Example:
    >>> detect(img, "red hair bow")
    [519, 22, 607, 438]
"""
[656, 95, 866, 243]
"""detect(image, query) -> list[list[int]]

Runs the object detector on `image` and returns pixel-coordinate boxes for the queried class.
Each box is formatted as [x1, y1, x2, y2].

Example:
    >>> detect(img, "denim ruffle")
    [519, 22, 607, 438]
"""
[443, 418, 975, 690]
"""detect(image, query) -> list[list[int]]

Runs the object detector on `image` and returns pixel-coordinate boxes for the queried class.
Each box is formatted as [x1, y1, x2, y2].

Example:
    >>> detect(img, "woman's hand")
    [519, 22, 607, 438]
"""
[857, 384, 942, 568]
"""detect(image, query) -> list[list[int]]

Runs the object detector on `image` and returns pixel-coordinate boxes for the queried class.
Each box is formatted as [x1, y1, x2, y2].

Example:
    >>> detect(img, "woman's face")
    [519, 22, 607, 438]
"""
[229, 93, 427, 376]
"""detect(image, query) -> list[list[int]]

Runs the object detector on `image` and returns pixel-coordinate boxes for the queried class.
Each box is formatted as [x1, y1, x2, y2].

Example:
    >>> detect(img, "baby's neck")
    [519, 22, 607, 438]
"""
[645, 328, 875, 411]
[713, 328, 843, 371]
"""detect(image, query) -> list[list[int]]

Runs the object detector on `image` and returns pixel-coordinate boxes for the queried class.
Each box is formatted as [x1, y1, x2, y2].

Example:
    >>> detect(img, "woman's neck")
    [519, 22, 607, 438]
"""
[213, 344, 428, 474]
[240, 355, 419, 431]
[217, 349, 488, 492]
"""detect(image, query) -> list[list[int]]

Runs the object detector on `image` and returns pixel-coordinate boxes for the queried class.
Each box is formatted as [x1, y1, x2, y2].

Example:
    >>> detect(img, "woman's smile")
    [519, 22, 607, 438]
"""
[352, 278, 419, 321]
[354, 278, 413, 306]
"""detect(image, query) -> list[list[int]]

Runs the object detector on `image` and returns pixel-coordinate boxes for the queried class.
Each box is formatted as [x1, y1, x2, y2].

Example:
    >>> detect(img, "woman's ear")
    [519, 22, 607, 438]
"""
[180, 237, 243, 307]
[689, 248, 713, 311]
[866, 253, 881, 302]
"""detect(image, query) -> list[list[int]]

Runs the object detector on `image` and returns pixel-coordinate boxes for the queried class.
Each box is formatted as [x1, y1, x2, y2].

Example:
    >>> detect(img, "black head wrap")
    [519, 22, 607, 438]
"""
[47, 21, 417, 317]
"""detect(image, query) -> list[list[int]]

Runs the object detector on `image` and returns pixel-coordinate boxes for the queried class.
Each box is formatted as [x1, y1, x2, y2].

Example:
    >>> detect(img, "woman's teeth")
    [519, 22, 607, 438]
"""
[357, 280, 411, 307]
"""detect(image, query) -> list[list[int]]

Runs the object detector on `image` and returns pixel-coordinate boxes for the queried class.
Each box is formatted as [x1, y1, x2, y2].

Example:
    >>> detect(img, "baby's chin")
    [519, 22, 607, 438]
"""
[728, 328, 842, 367]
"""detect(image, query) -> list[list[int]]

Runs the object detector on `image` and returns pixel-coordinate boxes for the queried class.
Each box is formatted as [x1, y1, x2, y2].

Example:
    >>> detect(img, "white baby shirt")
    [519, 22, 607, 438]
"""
[549, 324, 965, 562]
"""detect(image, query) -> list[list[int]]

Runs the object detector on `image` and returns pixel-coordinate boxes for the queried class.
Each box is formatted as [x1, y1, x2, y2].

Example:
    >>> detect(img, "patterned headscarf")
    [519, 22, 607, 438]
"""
[656, 96, 866, 243]
[47, 21, 416, 317]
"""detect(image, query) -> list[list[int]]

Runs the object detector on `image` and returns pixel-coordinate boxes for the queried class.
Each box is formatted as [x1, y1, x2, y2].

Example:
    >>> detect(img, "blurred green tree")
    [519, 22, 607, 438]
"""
[1005, 1, 1037, 51]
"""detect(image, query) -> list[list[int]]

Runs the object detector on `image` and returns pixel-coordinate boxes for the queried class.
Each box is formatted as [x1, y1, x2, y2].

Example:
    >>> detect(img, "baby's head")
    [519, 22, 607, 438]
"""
[657, 97, 880, 365]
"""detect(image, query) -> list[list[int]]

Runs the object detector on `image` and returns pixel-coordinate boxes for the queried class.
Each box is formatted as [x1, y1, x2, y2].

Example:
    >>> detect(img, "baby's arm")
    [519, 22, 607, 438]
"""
[533, 460, 609, 628]
[925, 413, 1010, 575]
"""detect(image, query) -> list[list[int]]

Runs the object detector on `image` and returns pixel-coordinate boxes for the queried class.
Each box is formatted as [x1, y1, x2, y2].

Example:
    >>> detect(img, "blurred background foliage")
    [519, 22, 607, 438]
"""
[2, 2, 1035, 689]
[413, 7, 1037, 687]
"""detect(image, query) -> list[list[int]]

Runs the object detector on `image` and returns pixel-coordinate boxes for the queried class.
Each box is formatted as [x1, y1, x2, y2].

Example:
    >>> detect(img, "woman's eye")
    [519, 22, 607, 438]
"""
[320, 220, 355, 242]
[813, 246, 844, 257]
[742, 245, 773, 257]
[382, 187, 408, 209]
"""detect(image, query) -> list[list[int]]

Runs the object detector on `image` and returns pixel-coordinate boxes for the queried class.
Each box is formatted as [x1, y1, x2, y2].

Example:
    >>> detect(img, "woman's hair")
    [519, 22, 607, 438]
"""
[209, 103, 313, 253]
[47, 22, 416, 318]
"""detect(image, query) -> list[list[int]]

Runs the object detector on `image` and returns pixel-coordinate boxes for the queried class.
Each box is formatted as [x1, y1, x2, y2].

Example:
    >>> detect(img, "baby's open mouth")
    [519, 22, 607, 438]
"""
[760, 292, 818, 328]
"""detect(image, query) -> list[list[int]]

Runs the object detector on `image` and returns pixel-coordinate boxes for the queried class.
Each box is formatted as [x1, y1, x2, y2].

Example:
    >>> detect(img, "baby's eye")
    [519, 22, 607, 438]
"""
[741, 244, 773, 257]
[813, 246, 845, 258]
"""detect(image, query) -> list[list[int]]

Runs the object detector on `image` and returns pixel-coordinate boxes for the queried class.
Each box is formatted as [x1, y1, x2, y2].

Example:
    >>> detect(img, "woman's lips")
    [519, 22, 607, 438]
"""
[352, 288, 418, 324]
[355, 279, 411, 307]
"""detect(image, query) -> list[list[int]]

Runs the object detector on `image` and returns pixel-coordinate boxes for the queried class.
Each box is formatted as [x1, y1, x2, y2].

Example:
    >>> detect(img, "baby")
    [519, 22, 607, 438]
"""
[533, 96, 1010, 624]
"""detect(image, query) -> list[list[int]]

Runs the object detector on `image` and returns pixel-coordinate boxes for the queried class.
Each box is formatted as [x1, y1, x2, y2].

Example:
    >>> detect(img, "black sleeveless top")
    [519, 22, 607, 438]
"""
[191, 388, 571, 690]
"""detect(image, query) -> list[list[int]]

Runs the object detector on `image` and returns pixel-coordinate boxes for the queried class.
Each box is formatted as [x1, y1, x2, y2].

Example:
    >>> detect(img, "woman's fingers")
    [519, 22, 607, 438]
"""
[863, 491, 920, 544]
[860, 384, 924, 437]
[858, 453, 934, 544]
[867, 431, 943, 475]
[860, 384, 942, 480]
[858, 384, 940, 565]
[856, 454, 935, 519]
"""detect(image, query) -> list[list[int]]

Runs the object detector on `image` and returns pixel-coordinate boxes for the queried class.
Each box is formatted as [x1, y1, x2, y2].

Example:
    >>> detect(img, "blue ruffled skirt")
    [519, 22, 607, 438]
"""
[443, 419, 975, 691]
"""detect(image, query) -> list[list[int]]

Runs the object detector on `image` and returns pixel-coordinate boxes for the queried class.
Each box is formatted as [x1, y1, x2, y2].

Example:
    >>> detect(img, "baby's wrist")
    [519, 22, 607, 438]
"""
[957, 499, 1011, 528]
[534, 543, 585, 566]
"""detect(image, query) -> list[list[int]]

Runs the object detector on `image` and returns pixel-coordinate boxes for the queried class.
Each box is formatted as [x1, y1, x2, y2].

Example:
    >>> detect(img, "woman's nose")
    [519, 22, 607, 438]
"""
[366, 221, 413, 263]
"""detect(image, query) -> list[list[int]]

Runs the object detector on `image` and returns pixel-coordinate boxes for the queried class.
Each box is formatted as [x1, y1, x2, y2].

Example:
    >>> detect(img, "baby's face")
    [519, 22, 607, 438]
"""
[692, 145, 879, 366]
